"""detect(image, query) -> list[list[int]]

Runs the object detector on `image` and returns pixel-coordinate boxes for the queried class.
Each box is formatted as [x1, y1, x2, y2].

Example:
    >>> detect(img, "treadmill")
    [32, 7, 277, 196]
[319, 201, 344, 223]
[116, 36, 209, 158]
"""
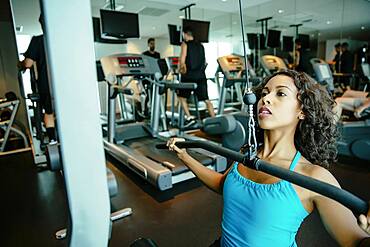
[260, 55, 288, 76]
[101, 54, 227, 190]
[185, 55, 261, 151]
[215, 54, 261, 115]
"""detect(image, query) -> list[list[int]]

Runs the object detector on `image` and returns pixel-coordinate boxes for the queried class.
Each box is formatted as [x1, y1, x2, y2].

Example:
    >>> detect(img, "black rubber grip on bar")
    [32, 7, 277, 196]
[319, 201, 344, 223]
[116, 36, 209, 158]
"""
[164, 82, 197, 90]
[156, 140, 368, 215]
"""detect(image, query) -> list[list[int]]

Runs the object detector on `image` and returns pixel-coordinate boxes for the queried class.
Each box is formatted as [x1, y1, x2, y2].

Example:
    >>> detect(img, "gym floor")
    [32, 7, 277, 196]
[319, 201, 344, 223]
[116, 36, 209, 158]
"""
[1, 151, 369, 247]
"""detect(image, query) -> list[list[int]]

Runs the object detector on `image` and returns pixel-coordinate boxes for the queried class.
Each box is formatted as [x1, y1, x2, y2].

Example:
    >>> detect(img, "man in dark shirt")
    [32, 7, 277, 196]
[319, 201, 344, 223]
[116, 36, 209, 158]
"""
[340, 42, 354, 74]
[140, 38, 160, 118]
[333, 43, 341, 73]
[18, 15, 56, 142]
[142, 38, 160, 59]
[177, 26, 215, 123]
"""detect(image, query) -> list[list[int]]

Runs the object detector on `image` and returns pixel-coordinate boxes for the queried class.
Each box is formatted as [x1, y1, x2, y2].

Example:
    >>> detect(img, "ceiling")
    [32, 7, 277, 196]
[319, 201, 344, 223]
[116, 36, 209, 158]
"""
[11, 0, 370, 41]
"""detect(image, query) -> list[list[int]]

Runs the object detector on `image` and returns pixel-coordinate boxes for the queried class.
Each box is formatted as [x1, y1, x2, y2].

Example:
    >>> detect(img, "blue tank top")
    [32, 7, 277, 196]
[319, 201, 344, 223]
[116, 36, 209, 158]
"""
[221, 151, 309, 247]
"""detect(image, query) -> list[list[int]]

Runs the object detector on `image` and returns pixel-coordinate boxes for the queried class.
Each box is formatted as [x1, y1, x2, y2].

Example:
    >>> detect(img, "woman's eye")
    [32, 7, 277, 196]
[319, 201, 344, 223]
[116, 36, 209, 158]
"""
[261, 91, 268, 97]
[277, 91, 286, 96]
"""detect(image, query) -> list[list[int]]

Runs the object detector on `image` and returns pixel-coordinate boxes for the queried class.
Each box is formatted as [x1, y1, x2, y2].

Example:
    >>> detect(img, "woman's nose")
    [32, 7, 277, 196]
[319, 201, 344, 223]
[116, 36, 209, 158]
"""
[262, 94, 271, 105]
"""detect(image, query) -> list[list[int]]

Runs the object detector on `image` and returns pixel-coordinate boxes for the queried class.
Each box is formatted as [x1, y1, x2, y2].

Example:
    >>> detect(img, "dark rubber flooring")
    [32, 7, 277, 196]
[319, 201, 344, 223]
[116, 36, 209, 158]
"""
[1, 151, 369, 247]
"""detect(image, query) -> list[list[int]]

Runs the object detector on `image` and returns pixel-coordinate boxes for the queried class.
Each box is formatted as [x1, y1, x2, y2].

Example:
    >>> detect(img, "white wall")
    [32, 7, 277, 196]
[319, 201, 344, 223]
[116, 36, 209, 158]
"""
[94, 37, 178, 60]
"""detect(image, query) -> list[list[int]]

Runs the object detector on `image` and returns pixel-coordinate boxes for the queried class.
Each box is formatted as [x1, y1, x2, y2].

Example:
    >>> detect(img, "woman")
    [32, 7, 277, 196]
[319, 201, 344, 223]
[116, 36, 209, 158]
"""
[167, 70, 370, 246]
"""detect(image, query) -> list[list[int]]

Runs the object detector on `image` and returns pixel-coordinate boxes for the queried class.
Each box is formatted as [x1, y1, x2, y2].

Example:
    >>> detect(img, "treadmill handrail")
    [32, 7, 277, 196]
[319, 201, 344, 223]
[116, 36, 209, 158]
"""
[145, 77, 197, 90]
[111, 85, 134, 98]
[156, 140, 369, 216]
[163, 82, 197, 90]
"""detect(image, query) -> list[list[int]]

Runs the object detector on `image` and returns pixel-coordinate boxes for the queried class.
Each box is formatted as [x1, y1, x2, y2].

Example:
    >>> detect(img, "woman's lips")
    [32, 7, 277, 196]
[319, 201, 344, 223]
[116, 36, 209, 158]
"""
[258, 106, 272, 116]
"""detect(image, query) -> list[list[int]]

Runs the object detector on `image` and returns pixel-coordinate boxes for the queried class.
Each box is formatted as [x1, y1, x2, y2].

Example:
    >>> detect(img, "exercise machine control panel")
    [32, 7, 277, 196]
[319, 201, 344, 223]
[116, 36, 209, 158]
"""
[310, 58, 334, 92]
[100, 53, 161, 77]
[165, 56, 179, 73]
[217, 55, 246, 81]
[118, 57, 145, 68]
[261, 55, 287, 71]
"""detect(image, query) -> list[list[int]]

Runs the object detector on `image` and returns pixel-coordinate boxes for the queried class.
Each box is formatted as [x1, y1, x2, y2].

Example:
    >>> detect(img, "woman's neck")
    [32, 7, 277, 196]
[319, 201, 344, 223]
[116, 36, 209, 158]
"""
[260, 127, 297, 161]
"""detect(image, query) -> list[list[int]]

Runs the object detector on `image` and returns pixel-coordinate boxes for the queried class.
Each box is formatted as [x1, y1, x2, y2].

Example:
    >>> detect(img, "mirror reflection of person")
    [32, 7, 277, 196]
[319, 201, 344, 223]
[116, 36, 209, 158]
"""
[293, 39, 311, 74]
[139, 38, 161, 118]
[340, 42, 354, 74]
[18, 14, 56, 142]
[177, 26, 215, 125]
[332, 43, 341, 73]
[142, 38, 160, 59]
[334, 89, 370, 121]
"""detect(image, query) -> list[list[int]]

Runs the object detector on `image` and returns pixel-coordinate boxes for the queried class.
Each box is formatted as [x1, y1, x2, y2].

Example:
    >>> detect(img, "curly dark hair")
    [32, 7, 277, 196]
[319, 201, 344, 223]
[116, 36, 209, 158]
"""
[253, 70, 339, 167]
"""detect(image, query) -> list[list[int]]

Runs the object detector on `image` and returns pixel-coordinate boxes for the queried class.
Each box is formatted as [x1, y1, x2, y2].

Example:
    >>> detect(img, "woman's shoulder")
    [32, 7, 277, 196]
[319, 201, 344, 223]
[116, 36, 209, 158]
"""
[297, 156, 340, 188]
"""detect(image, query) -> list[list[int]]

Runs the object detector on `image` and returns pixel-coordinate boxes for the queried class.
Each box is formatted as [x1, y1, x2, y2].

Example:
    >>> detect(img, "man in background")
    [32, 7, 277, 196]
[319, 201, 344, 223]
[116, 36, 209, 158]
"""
[333, 42, 341, 73]
[177, 26, 215, 125]
[18, 14, 56, 142]
[143, 38, 160, 59]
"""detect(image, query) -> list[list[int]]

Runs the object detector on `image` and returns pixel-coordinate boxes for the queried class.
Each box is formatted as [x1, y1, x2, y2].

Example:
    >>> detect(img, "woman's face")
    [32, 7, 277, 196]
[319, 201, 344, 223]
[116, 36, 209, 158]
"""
[257, 75, 302, 130]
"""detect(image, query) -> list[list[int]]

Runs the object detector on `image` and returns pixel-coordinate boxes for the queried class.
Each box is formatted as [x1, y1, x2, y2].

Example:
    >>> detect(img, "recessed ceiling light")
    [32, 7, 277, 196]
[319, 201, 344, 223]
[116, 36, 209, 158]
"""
[179, 15, 185, 19]
[152, 26, 156, 30]
[326, 20, 332, 25]
[222, 0, 227, 2]
[278, 9, 284, 14]
[361, 26, 365, 30]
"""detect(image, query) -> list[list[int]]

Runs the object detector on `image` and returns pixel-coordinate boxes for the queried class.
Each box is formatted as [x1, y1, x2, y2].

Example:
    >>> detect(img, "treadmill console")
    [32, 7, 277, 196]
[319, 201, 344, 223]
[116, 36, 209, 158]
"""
[217, 55, 245, 80]
[310, 58, 334, 91]
[165, 56, 179, 73]
[118, 56, 145, 68]
[261, 55, 287, 71]
[100, 53, 161, 77]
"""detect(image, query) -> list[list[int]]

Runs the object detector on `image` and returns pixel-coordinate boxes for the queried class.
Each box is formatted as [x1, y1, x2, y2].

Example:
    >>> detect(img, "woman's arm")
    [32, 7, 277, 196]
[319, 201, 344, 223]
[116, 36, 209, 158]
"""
[179, 42, 187, 75]
[167, 138, 232, 194]
[311, 167, 369, 246]
[355, 98, 370, 118]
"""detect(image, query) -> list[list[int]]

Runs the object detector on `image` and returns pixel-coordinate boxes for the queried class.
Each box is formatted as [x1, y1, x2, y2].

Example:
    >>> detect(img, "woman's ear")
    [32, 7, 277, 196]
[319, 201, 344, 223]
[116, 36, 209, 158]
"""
[298, 111, 305, 120]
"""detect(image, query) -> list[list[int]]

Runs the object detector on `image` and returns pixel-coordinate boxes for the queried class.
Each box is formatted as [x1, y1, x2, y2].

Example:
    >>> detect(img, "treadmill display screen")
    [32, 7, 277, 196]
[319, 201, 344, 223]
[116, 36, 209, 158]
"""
[226, 57, 243, 71]
[318, 64, 331, 79]
[227, 57, 242, 65]
[169, 57, 179, 67]
[118, 57, 145, 68]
